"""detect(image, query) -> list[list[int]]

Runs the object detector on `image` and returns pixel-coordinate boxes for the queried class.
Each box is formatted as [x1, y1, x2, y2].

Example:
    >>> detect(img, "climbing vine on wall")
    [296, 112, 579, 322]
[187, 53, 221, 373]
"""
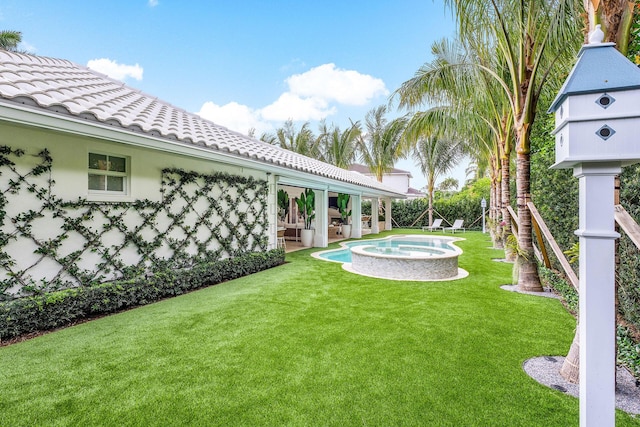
[0, 146, 268, 301]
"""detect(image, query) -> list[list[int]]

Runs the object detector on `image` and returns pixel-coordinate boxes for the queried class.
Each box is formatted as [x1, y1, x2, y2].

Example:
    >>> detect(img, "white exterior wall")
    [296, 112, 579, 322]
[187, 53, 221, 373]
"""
[267, 174, 278, 249]
[381, 174, 410, 194]
[1, 124, 259, 202]
[0, 122, 269, 296]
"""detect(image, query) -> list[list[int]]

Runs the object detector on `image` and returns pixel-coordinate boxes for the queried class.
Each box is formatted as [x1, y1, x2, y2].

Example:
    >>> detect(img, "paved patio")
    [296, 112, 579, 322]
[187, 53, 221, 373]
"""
[283, 229, 373, 253]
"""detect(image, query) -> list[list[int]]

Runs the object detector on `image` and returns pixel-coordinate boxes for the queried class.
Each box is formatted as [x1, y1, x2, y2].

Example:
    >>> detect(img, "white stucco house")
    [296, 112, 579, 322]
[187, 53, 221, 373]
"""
[0, 51, 403, 298]
[348, 164, 425, 200]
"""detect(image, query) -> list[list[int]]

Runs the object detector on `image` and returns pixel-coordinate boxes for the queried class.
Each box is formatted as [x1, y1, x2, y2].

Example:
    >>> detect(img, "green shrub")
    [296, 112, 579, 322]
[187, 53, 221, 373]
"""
[0, 249, 284, 341]
[617, 325, 640, 378]
[530, 113, 579, 263]
[385, 179, 490, 229]
[538, 266, 578, 314]
[531, 112, 639, 344]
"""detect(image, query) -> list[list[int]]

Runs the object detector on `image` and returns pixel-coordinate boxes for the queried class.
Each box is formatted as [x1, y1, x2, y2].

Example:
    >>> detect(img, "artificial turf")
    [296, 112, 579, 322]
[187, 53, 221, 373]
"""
[1, 230, 638, 426]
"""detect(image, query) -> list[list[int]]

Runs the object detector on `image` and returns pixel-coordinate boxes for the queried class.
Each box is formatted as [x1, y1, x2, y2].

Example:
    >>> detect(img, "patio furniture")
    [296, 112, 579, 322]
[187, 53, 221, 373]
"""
[277, 228, 286, 248]
[284, 222, 305, 241]
[443, 219, 465, 233]
[421, 218, 443, 232]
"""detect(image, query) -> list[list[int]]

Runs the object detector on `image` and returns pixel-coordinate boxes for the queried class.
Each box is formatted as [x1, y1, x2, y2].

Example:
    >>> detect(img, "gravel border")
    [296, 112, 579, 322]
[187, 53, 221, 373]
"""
[524, 356, 640, 415]
[500, 284, 560, 299]
[504, 281, 639, 415]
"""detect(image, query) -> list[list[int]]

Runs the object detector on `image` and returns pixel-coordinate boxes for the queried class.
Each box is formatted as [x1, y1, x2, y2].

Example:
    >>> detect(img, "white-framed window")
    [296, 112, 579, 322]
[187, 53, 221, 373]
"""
[88, 152, 129, 195]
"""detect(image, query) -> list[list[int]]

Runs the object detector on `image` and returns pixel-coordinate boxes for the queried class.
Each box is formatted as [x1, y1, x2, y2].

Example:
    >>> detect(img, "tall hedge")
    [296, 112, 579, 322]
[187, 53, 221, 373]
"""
[530, 113, 579, 261]
[531, 112, 640, 334]
[379, 178, 490, 228]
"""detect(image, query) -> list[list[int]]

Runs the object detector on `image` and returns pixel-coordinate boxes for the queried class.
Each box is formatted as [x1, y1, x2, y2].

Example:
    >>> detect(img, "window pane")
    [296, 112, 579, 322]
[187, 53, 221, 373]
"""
[89, 153, 107, 170]
[107, 176, 124, 192]
[88, 174, 105, 190]
[108, 156, 126, 172]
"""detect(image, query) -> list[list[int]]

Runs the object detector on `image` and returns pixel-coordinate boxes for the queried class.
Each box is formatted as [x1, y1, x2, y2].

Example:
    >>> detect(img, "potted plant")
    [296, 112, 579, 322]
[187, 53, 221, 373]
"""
[277, 189, 289, 222]
[337, 193, 352, 238]
[295, 188, 315, 247]
[378, 214, 385, 232]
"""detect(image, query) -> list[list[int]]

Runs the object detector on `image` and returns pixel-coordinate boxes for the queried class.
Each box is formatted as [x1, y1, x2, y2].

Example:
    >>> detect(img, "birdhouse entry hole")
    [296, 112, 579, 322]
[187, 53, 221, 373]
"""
[596, 94, 615, 109]
[596, 125, 615, 141]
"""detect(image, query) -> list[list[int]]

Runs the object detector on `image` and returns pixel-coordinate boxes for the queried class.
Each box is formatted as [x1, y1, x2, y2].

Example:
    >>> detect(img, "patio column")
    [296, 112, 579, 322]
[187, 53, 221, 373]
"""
[267, 174, 278, 249]
[314, 188, 328, 248]
[351, 194, 362, 238]
[384, 197, 392, 230]
[371, 198, 380, 234]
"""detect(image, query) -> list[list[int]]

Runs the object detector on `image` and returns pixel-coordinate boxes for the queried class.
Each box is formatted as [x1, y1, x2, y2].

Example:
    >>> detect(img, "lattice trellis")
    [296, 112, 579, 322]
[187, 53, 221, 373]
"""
[0, 146, 268, 300]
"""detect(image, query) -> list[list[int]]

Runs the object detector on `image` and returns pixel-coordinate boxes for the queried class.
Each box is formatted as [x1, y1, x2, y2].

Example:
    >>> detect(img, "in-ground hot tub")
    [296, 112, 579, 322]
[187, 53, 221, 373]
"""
[350, 244, 460, 281]
[313, 235, 467, 281]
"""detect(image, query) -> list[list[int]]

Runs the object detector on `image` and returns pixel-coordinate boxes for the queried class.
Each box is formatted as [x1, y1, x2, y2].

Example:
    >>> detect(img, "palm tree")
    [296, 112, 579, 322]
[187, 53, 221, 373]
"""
[357, 105, 408, 182]
[438, 177, 459, 192]
[0, 30, 22, 52]
[260, 119, 320, 158]
[583, 0, 636, 52]
[444, 0, 581, 291]
[412, 133, 464, 226]
[393, 36, 512, 250]
[318, 120, 361, 169]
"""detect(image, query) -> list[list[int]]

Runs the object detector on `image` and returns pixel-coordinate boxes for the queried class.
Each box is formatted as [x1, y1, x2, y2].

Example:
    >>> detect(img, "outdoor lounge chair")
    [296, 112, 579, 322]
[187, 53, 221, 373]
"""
[421, 218, 443, 232]
[443, 219, 465, 233]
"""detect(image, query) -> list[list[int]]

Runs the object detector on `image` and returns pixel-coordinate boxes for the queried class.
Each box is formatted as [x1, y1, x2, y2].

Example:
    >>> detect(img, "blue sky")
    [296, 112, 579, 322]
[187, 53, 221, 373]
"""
[2, 0, 467, 190]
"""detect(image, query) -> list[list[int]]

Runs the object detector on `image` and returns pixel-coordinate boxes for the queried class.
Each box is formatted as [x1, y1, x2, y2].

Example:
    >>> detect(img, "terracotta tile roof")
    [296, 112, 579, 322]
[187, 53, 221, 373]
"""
[0, 51, 402, 196]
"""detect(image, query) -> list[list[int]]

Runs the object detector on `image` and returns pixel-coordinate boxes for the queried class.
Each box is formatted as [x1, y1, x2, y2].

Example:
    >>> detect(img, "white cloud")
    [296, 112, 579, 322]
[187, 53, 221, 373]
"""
[87, 58, 143, 81]
[196, 101, 273, 136]
[257, 63, 387, 122]
[148, 0, 159, 7]
[286, 63, 388, 106]
[196, 63, 387, 135]
[260, 92, 335, 122]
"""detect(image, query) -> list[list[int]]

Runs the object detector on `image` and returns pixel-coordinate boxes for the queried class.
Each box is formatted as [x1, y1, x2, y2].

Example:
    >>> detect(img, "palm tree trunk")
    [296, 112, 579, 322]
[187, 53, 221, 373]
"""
[560, 326, 580, 383]
[428, 190, 434, 227]
[515, 151, 542, 292]
[491, 177, 503, 248]
[501, 155, 514, 259]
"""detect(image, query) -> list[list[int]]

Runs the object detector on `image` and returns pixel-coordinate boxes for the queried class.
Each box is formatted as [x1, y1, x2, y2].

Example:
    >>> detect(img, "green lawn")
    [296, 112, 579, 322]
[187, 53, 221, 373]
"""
[1, 230, 638, 426]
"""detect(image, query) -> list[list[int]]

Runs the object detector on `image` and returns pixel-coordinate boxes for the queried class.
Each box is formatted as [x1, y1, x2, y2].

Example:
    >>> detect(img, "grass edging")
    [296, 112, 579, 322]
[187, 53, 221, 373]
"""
[0, 248, 285, 341]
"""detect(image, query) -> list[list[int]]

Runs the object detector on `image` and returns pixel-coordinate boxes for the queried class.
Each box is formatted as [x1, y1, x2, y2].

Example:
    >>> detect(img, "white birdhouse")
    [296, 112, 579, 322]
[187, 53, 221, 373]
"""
[549, 26, 640, 169]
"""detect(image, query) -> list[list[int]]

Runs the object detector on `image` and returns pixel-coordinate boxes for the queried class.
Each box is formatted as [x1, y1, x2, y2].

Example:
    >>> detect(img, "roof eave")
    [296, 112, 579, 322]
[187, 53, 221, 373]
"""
[0, 101, 405, 199]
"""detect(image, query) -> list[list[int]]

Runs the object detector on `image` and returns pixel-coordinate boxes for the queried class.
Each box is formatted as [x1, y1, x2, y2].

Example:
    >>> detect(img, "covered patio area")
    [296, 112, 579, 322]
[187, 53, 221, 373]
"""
[271, 181, 397, 251]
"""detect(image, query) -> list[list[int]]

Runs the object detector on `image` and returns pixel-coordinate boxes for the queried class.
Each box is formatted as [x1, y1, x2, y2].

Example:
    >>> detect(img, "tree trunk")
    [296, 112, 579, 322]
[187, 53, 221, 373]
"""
[560, 326, 580, 383]
[493, 178, 504, 248]
[501, 155, 514, 259]
[601, 0, 627, 44]
[488, 180, 497, 246]
[428, 190, 433, 227]
[515, 151, 543, 292]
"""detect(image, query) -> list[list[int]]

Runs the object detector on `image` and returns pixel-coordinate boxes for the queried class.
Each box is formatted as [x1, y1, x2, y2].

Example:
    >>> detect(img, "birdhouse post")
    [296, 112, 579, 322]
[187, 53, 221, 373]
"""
[549, 26, 640, 427]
